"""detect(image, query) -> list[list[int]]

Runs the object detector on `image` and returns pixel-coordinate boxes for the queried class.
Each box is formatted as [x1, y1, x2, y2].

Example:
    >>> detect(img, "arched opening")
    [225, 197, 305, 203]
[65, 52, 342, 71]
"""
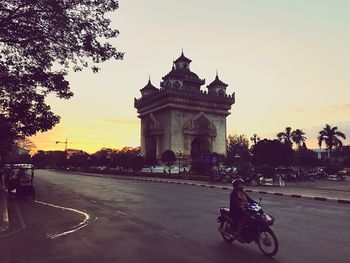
[145, 137, 157, 159]
[191, 137, 210, 160]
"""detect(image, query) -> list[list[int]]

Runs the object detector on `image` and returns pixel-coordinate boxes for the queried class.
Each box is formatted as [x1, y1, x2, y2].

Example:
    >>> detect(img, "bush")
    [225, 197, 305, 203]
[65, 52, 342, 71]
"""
[161, 150, 176, 167]
[130, 156, 144, 173]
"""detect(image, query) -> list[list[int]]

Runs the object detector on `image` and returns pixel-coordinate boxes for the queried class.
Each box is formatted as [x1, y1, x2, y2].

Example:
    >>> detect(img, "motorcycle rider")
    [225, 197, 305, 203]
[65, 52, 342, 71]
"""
[230, 178, 255, 238]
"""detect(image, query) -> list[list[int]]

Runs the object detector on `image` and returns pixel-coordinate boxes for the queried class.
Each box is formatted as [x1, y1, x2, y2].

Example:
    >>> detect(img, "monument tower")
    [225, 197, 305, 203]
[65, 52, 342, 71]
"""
[134, 51, 235, 163]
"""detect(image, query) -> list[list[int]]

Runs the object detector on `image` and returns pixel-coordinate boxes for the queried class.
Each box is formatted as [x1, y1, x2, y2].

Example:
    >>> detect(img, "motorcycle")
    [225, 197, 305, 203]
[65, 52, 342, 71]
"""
[217, 199, 279, 256]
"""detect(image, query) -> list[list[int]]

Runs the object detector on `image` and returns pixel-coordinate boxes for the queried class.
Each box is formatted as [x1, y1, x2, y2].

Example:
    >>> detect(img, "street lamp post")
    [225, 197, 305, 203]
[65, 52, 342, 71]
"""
[177, 149, 183, 173]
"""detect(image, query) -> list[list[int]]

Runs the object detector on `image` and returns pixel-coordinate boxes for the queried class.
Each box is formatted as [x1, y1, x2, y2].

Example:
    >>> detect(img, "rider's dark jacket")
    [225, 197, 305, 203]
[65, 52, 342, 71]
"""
[230, 190, 255, 219]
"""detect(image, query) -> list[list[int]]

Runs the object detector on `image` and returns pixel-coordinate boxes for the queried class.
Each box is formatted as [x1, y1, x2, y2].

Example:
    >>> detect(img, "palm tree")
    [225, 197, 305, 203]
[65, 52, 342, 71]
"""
[318, 124, 346, 157]
[277, 127, 293, 148]
[291, 129, 307, 149]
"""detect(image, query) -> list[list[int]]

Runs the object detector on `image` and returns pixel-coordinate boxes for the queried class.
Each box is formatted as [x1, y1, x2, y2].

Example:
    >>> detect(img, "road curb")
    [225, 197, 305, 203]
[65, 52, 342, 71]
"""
[113, 176, 350, 205]
[0, 181, 9, 232]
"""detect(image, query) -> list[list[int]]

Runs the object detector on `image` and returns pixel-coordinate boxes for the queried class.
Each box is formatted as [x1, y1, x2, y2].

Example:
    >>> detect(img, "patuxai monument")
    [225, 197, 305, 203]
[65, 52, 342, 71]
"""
[134, 51, 235, 163]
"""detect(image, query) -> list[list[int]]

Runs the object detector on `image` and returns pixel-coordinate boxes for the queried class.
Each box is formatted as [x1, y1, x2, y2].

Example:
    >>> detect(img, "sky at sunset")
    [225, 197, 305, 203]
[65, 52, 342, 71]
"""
[31, 0, 350, 153]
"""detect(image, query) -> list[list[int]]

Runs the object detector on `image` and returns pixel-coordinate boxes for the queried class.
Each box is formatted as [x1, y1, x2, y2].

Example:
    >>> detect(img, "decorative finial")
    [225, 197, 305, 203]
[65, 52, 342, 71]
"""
[181, 48, 184, 56]
[148, 74, 151, 83]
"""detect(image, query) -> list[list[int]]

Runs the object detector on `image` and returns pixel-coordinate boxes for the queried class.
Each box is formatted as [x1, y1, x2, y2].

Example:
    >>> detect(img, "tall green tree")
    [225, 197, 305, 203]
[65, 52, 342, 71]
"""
[291, 129, 307, 149]
[0, 0, 123, 160]
[226, 134, 250, 165]
[277, 127, 293, 148]
[318, 124, 346, 157]
[252, 139, 293, 167]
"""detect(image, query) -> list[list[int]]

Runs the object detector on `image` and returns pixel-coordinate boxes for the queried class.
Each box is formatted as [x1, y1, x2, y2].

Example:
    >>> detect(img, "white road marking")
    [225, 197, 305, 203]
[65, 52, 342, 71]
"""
[34, 200, 90, 239]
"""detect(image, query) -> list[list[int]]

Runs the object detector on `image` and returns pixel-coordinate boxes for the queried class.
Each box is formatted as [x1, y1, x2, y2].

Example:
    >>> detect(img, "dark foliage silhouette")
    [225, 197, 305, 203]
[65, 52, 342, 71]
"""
[0, 0, 123, 160]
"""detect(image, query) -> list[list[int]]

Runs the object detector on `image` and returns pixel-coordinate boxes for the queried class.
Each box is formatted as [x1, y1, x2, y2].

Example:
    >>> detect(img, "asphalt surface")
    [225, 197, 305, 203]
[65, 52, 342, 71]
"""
[1, 170, 350, 263]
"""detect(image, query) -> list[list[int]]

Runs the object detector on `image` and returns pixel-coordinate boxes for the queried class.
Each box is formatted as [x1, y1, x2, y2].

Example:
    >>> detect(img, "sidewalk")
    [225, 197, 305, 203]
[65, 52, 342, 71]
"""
[0, 178, 9, 232]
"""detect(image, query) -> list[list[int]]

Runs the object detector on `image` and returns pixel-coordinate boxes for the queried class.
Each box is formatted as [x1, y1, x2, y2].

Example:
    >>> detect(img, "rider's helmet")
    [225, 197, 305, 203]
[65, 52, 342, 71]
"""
[232, 177, 245, 189]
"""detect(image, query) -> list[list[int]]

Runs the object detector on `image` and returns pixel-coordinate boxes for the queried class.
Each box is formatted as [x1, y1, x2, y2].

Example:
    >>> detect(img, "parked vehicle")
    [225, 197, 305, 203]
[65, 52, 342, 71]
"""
[5, 164, 35, 197]
[217, 199, 279, 256]
[301, 172, 316, 181]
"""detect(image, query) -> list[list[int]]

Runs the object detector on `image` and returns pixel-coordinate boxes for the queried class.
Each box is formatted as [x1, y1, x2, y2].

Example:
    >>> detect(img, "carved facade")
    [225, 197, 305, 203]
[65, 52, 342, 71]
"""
[134, 52, 235, 162]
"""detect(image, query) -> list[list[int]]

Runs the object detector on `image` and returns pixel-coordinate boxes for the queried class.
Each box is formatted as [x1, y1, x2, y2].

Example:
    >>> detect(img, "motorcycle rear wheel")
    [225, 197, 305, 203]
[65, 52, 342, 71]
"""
[220, 221, 235, 243]
[257, 228, 279, 256]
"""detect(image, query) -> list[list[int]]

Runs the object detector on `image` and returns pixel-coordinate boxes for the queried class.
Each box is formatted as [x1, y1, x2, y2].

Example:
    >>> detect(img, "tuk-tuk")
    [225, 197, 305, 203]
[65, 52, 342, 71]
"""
[5, 164, 35, 197]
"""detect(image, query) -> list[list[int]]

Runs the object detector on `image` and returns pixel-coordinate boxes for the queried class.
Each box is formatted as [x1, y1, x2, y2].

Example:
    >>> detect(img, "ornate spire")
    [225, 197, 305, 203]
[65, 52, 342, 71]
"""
[174, 50, 192, 63]
[141, 77, 158, 93]
[207, 72, 228, 88]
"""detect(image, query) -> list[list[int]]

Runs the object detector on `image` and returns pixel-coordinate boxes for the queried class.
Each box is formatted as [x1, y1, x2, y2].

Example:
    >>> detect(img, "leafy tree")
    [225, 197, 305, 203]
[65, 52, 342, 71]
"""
[161, 150, 176, 173]
[333, 146, 350, 158]
[291, 129, 307, 149]
[144, 154, 158, 167]
[116, 147, 140, 170]
[226, 134, 250, 165]
[66, 149, 90, 168]
[32, 150, 48, 168]
[293, 148, 319, 168]
[130, 156, 144, 173]
[252, 139, 293, 167]
[31, 150, 66, 168]
[318, 124, 346, 157]
[0, 0, 123, 160]
[0, 115, 17, 163]
[92, 148, 114, 167]
[277, 127, 293, 148]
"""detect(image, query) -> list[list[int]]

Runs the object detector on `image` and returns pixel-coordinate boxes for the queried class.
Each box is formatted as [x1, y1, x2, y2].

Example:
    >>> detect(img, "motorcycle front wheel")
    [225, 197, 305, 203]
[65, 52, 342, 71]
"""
[257, 228, 279, 256]
[219, 221, 235, 243]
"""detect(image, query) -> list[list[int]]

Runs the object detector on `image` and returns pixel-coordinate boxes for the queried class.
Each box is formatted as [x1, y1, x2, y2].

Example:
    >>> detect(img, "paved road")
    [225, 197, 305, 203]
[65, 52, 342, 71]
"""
[1, 170, 350, 263]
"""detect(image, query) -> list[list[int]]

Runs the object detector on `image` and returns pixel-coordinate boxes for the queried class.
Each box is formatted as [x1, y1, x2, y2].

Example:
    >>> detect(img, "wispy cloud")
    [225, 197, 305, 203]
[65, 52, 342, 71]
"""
[105, 119, 139, 125]
[325, 104, 350, 114]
